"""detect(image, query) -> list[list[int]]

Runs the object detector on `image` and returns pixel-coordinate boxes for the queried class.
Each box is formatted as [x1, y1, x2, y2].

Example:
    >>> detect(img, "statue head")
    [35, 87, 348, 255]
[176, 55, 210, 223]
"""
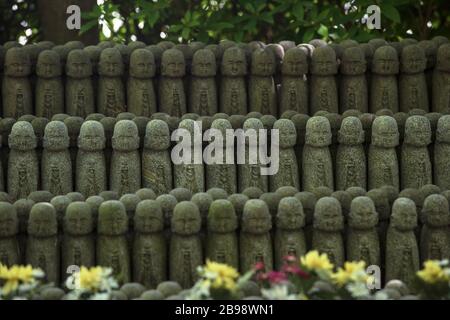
[282, 47, 308, 75]
[83, 45, 102, 74]
[372, 46, 399, 75]
[348, 196, 378, 229]
[311, 46, 338, 75]
[146, 45, 163, 75]
[156, 194, 178, 228]
[0, 203, 18, 237]
[86, 195, 104, 223]
[98, 48, 124, 77]
[432, 36, 449, 48]
[305, 116, 332, 147]
[144, 119, 170, 150]
[66, 49, 92, 78]
[206, 188, 229, 200]
[161, 49, 185, 77]
[243, 118, 265, 147]
[390, 197, 417, 231]
[207, 199, 238, 233]
[371, 116, 399, 147]
[241, 199, 272, 234]
[9, 121, 37, 151]
[366, 188, 391, 221]
[173, 44, 193, 73]
[43, 121, 70, 151]
[436, 44, 450, 72]
[64, 117, 84, 147]
[242, 188, 263, 199]
[251, 48, 276, 76]
[13, 199, 34, 234]
[28, 203, 57, 237]
[331, 190, 352, 220]
[191, 49, 216, 77]
[294, 191, 317, 225]
[338, 116, 364, 145]
[276, 197, 305, 230]
[418, 40, 437, 69]
[64, 202, 93, 235]
[400, 45, 426, 74]
[422, 194, 450, 228]
[404, 115, 431, 146]
[221, 47, 247, 76]
[171, 201, 201, 235]
[169, 187, 193, 202]
[112, 120, 140, 151]
[340, 46, 366, 75]
[313, 197, 344, 232]
[4, 47, 31, 77]
[36, 50, 61, 78]
[78, 120, 106, 151]
[273, 119, 296, 148]
[436, 115, 450, 143]
[359, 43, 374, 69]
[130, 49, 155, 78]
[260, 192, 282, 218]
[291, 114, 310, 146]
[228, 193, 249, 221]
[98, 200, 128, 236]
[191, 192, 213, 225]
[134, 200, 164, 233]
[136, 188, 156, 200]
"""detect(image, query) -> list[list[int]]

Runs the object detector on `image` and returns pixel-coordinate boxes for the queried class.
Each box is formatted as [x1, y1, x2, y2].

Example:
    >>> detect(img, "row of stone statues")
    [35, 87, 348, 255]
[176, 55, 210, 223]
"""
[1, 37, 450, 118]
[2, 113, 450, 199]
[0, 184, 448, 289]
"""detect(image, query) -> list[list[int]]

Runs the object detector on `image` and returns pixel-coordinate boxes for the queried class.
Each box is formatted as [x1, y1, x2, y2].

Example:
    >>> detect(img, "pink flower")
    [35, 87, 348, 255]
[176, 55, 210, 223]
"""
[267, 271, 288, 284]
[254, 262, 265, 272]
[282, 265, 310, 279]
[283, 255, 297, 263]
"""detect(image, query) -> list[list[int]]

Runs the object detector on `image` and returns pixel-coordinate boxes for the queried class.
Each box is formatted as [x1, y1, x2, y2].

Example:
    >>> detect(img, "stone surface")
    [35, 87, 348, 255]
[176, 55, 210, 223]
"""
[340, 47, 368, 113]
[0, 202, 20, 266]
[432, 44, 450, 113]
[159, 49, 186, 117]
[434, 115, 450, 189]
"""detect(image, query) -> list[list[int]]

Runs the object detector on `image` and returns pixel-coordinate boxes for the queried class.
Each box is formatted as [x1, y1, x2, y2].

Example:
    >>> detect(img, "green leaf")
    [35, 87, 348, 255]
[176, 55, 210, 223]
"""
[181, 27, 190, 40]
[382, 4, 401, 23]
[79, 19, 98, 34]
[303, 28, 316, 42]
[317, 24, 328, 38]
[293, 3, 304, 20]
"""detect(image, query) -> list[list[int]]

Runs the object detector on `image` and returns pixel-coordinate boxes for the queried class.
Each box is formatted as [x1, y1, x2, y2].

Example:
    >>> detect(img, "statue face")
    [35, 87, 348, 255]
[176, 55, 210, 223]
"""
[404, 116, 431, 146]
[98, 201, 128, 236]
[273, 119, 297, 148]
[36, 50, 61, 78]
[401, 45, 426, 73]
[422, 195, 449, 227]
[338, 116, 364, 145]
[372, 46, 399, 74]
[313, 197, 344, 231]
[191, 49, 216, 77]
[111, 120, 140, 151]
[43, 121, 70, 150]
[341, 47, 366, 75]
[276, 198, 305, 230]
[28, 204, 57, 237]
[161, 49, 185, 77]
[208, 200, 237, 233]
[391, 198, 417, 231]
[349, 197, 378, 229]
[436, 44, 450, 72]
[251, 49, 276, 76]
[436, 115, 450, 143]
[171, 202, 201, 235]
[83, 46, 102, 73]
[311, 46, 337, 75]
[99, 48, 124, 76]
[5, 48, 31, 77]
[130, 49, 155, 78]
[282, 48, 308, 75]
[64, 203, 93, 235]
[144, 120, 170, 150]
[371, 116, 399, 147]
[305, 116, 332, 147]
[0, 204, 18, 237]
[242, 210, 272, 233]
[9, 121, 37, 151]
[134, 201, 164, 233]
[221, 47, 247, 76]
[66, 50, 92, 78]
[78, 121, 106, 151]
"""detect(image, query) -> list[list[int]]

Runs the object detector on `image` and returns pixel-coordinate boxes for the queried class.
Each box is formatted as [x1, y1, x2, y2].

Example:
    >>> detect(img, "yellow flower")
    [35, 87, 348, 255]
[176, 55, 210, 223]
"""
[332, 261, 367, 287]
[0, 264, 37, 295]
[300, 251, 334, 273]
[417, 260, 449, 284]
[204, 260, 239, 291]
[78, 266, 104, 292]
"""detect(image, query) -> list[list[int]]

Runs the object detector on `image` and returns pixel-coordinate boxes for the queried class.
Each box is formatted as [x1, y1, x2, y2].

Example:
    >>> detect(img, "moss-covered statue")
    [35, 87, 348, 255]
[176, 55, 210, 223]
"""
[127, 49, 157, 117]
[399, 45, 428, 112]
[370, 46, 399, 113]
[302, 116, 334, 192]
[340, 46, 368, 113]
[279, 47, 308, 115]
[8, 121, 39, 200]
[142, 119, 172, 195]
[347, 196, 380, 267]
[366, 188, 390, 265]
[189, 49, 217, 116]
[191, 192, 213, 232]
[65, 49, 95, 117]
[110, 120, 141, 195]
[133, 200, 167, 288]
[249, 48, 277, 116]
[432, 44, 450, 113]
[270, 119, 299, 190]
[206, 119, 237, 194]
[310, 46, 338, 114]
[76, 121, 107, 197]
[385, 198, 420, 287]
[420, 194, 450, 262]
[159, 49, 186, 117]
[35, 50, 63, 118]
[169, 201, 203, 288]
[401, 116, 432, 189]
[64, 116, 83, 181]
[97, 200, 130, 284]
[336, 116, 366, 190]
[238, 118, 268, 192]
[368, 116, 400, 191]
[62, 202, 95, 281]
[26, 203, 59, 284]
[240, 199, 273, 272]
[220, 47, 248, 115]
[98, 48, 125, 117]
[0, 202, 20, 266]
[274, 197, 306, 269]
[206, 199, 239, 269]
[312, 197, 344, 268]
[2, 47, 32, 118]
[434, 115, 450, 189]
[41, 121, 72, 195]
